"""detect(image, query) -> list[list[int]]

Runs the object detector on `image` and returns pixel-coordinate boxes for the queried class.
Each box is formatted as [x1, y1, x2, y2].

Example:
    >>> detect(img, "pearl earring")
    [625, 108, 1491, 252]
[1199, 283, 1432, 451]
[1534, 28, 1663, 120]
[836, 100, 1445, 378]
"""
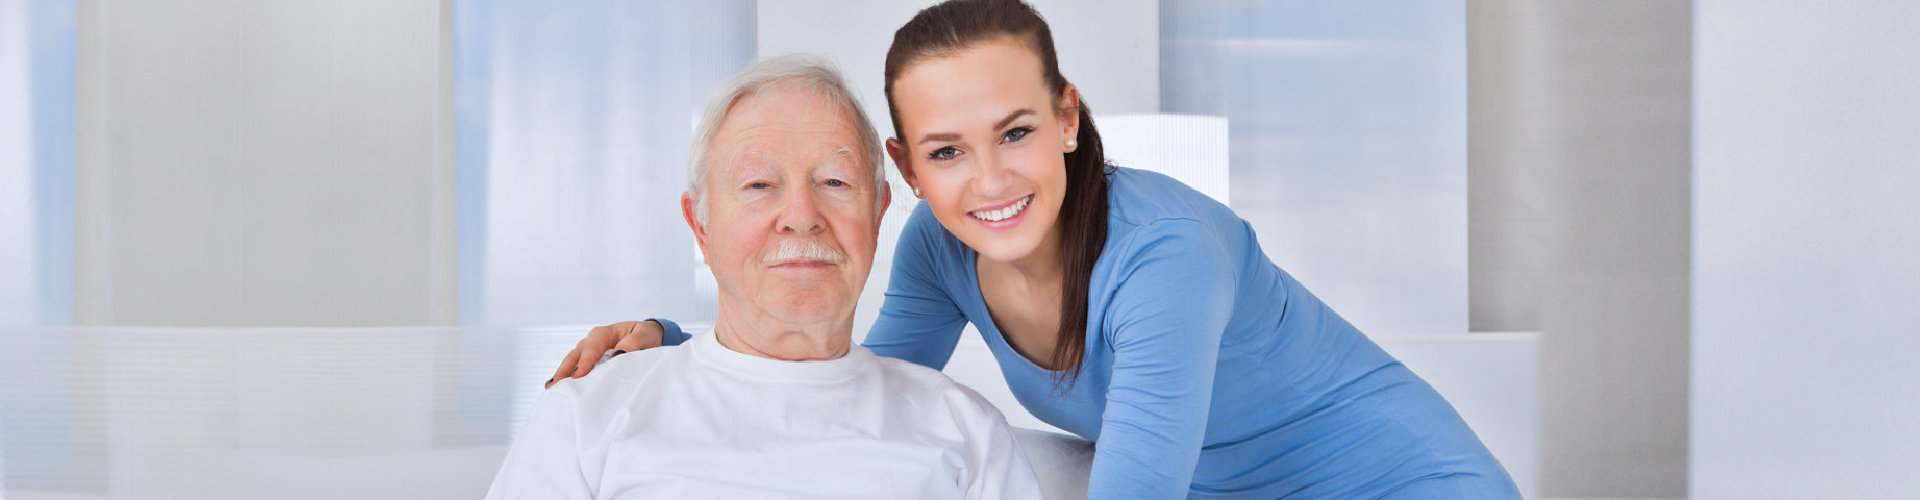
[1067, 139, 1077, 149]
[912, 186, 924, 198]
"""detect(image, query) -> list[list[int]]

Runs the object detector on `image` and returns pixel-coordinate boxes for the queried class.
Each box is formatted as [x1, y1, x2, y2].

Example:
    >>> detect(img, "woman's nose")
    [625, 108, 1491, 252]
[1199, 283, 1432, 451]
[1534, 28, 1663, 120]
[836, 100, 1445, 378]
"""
[972, 151, 1012, 198]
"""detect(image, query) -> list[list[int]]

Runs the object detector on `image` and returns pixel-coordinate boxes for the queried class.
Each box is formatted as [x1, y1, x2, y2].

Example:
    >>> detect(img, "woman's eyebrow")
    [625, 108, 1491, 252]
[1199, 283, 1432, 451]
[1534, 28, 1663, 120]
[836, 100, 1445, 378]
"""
[915, 108, 1036, 145]
[992, 108, 1035, 131]
[916, 132, 959, 145]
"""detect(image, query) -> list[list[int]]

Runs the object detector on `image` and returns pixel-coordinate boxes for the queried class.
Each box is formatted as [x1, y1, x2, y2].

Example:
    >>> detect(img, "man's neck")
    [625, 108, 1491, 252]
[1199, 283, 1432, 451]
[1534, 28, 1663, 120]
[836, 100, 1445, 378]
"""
[710, 303, 855, 362]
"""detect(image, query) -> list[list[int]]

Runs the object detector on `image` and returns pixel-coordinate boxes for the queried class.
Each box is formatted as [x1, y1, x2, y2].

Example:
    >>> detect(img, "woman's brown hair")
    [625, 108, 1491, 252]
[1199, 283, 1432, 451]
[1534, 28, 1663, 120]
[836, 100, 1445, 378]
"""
[883, 0, 1110, 387]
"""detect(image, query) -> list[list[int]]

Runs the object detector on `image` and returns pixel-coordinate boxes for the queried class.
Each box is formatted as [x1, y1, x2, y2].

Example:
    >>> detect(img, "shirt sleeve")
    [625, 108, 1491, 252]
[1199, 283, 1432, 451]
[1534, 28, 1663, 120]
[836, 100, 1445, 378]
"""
[647, 318, 691, 347]
[954, 388, 1048, 500]
[485, 390, 597, 499]
[862, 204, 970, 370]
[1087, 219, 1232, 499]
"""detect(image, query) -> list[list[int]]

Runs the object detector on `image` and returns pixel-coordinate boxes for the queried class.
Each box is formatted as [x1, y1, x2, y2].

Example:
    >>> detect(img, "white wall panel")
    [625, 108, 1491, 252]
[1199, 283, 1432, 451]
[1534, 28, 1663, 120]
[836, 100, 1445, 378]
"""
[1466, 1, 1694, 496]
[75, 0, 454, 326]
[1693, 1, 1920, 497]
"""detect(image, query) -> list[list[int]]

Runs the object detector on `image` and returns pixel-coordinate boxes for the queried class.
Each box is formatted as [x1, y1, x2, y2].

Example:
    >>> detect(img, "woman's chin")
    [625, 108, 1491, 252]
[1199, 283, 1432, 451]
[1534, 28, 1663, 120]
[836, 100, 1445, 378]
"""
[945, 209, 1052, 266]
[965, 237, 1043, 266]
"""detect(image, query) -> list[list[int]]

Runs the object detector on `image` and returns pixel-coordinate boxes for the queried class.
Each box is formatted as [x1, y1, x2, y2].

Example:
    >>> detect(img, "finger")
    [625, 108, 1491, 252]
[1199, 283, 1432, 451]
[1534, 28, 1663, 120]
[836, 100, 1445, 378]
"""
[572, 326, 613, 377]
[548, 348, 583, 389]
[614, 321, 660, 351]
[614, 330, 648, 352]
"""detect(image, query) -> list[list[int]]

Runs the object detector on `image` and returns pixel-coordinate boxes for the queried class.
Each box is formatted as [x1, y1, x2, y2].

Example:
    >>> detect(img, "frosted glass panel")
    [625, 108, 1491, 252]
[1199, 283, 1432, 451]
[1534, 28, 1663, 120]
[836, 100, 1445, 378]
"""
[1099, 114, 1231, 205]
[454, 0, 754, 326]
[1162, 0, 1468, 335]
[0, 325, 584, 498]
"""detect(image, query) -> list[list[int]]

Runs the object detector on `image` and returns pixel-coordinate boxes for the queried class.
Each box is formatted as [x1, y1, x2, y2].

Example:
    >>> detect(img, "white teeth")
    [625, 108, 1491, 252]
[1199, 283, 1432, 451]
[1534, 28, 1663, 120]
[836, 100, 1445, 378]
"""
[969, 196, 1031, 222]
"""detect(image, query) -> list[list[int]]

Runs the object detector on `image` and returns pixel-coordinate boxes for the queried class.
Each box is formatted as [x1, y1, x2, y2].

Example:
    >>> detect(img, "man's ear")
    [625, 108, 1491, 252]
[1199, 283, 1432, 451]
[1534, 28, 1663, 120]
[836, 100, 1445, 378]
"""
[885, 138, 919, 197]
[681, 192, 709, 264]
[1059, 84, 1082, 153]
[875, 182, 892, 230]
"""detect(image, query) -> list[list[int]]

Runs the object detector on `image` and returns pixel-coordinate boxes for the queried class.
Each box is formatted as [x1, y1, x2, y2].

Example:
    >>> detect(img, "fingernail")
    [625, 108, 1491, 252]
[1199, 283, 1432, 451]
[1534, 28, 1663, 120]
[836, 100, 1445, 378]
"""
[544, 377, 554, 386]
[612, 350, 627, 358]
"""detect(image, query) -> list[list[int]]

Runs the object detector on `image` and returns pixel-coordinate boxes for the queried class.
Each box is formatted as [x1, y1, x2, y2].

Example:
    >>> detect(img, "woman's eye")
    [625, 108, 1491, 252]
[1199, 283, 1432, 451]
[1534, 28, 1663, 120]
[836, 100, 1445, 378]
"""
[928, 146, 960, 161]
[1002, 127, 1033, 144]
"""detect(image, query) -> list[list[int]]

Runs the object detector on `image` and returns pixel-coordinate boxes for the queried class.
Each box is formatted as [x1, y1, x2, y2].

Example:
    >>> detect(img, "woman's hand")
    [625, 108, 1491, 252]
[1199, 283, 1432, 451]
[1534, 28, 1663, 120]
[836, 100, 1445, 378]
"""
[546, 320, 664, 388]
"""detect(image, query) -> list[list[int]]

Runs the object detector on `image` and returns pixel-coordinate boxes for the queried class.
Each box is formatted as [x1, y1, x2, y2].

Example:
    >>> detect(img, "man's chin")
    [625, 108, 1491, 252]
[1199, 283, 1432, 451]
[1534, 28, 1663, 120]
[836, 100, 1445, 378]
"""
[762, 289, 854, 322]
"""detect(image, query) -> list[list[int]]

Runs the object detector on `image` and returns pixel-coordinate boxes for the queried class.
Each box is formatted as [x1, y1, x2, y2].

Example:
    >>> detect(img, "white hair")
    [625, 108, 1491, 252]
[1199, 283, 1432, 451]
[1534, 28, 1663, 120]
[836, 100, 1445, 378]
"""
[687, 54, 887, 226]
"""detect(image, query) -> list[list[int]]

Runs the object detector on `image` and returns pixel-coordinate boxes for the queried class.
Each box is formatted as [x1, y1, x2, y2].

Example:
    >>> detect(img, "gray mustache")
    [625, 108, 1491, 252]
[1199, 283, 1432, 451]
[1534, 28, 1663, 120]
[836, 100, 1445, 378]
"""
[762, 239, 846, 266]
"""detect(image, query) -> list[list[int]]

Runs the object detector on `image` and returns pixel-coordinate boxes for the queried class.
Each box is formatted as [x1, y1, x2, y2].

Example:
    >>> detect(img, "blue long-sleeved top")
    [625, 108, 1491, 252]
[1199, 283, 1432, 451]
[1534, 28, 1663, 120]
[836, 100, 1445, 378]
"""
[661, 167, 1518, 498]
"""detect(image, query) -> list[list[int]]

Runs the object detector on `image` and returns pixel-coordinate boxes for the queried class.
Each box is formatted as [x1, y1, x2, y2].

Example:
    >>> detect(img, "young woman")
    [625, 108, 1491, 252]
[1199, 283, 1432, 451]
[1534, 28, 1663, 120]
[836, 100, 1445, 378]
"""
[552, 0, 1519, 497]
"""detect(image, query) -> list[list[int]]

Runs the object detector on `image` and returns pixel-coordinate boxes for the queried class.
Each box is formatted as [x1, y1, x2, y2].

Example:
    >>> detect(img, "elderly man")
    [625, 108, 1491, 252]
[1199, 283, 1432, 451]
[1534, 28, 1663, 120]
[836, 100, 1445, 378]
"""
[484, 55, 1043, 499]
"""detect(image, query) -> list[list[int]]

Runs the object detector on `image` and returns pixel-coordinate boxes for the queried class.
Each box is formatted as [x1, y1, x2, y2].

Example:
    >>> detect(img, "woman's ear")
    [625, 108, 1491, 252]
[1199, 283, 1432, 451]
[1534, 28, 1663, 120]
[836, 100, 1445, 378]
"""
[885, 137, 921, 198]
[1059, 84, 1082, 152]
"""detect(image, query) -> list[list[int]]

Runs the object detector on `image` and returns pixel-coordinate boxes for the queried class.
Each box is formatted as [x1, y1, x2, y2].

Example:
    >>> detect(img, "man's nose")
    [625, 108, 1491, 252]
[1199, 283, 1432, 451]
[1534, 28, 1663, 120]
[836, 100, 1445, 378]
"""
[777, 185, 825, 235]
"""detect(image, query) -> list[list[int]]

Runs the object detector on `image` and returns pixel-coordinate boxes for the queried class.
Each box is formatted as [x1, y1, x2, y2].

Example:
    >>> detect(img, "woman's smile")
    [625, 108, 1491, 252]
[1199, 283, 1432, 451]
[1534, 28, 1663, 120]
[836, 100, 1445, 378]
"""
[967, 194, 1034, 226]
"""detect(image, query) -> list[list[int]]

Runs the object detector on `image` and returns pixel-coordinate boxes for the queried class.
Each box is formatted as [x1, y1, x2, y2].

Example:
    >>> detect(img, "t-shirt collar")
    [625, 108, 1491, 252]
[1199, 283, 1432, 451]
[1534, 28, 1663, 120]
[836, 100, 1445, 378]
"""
[687, 332, 872, 383]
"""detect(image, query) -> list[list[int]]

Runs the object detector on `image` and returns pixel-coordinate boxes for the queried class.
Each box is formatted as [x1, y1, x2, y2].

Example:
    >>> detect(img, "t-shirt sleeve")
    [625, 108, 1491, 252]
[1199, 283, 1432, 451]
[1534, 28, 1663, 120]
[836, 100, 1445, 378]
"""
[952, 388, 1047, 500]
[863, 204, 970, 370]
[1087, 219, 1233, 499]
[484, 390, 597, 499]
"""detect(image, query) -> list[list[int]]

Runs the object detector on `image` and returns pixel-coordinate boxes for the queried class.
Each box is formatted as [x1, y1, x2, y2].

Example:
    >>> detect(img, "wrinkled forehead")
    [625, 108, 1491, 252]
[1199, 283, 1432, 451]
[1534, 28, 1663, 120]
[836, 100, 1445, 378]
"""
[711, 88, 866, 174]
[726, 144, 856, 170]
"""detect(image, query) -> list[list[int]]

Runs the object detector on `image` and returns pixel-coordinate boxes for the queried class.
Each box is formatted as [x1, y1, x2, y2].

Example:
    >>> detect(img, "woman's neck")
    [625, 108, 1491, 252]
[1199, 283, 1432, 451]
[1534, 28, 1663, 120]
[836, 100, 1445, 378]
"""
[984, 223, 1067, 287]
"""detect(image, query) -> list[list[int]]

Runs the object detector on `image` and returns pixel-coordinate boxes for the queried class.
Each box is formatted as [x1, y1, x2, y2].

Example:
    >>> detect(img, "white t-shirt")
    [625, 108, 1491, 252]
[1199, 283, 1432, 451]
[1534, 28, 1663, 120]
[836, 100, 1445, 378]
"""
[485, 334, 1045, 499]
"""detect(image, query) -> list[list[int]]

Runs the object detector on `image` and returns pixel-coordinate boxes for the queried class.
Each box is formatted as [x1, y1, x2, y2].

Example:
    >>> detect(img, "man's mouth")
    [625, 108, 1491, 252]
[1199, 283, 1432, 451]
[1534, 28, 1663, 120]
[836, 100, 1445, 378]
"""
[967, 195, 1033, 222]
[768, 259, 837, 268]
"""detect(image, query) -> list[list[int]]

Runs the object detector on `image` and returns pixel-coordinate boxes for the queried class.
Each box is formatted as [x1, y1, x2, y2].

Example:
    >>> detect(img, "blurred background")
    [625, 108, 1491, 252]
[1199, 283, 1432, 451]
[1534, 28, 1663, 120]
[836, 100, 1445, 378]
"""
[1, 0, 1915, 499]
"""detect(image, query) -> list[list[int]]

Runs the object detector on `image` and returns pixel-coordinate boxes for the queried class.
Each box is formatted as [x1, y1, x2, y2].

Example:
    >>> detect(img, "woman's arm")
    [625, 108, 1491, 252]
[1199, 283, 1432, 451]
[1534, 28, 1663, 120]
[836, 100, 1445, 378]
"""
[861, 203, 970, 369]
[1088, 219, 1234, 499]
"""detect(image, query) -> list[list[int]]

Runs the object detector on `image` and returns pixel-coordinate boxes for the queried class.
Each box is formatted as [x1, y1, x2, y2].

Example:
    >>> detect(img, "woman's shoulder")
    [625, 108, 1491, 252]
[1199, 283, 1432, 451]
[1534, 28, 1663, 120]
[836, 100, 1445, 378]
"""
[904, 200, 954, 242]
[1104, 166, 1230, 228]
[1102, 166, 1241, 249]
[897, 201, 971, 275]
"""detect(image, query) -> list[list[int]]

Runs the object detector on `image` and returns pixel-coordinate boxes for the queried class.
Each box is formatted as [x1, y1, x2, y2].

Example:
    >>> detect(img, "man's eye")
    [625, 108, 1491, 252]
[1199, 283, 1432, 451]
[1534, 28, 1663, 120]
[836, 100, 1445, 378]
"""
[928, 146, 960, 161]
[748, 181, 772, 189]
[1002, 127, 1033, 143]
[824, 179, 847, 187]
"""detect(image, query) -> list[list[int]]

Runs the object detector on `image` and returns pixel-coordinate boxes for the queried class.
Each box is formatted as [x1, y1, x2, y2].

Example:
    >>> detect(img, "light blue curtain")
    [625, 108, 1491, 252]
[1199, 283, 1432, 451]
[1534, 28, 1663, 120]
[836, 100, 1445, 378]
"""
[0, 0, 74, 326]
[2, 0, 77, 492]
